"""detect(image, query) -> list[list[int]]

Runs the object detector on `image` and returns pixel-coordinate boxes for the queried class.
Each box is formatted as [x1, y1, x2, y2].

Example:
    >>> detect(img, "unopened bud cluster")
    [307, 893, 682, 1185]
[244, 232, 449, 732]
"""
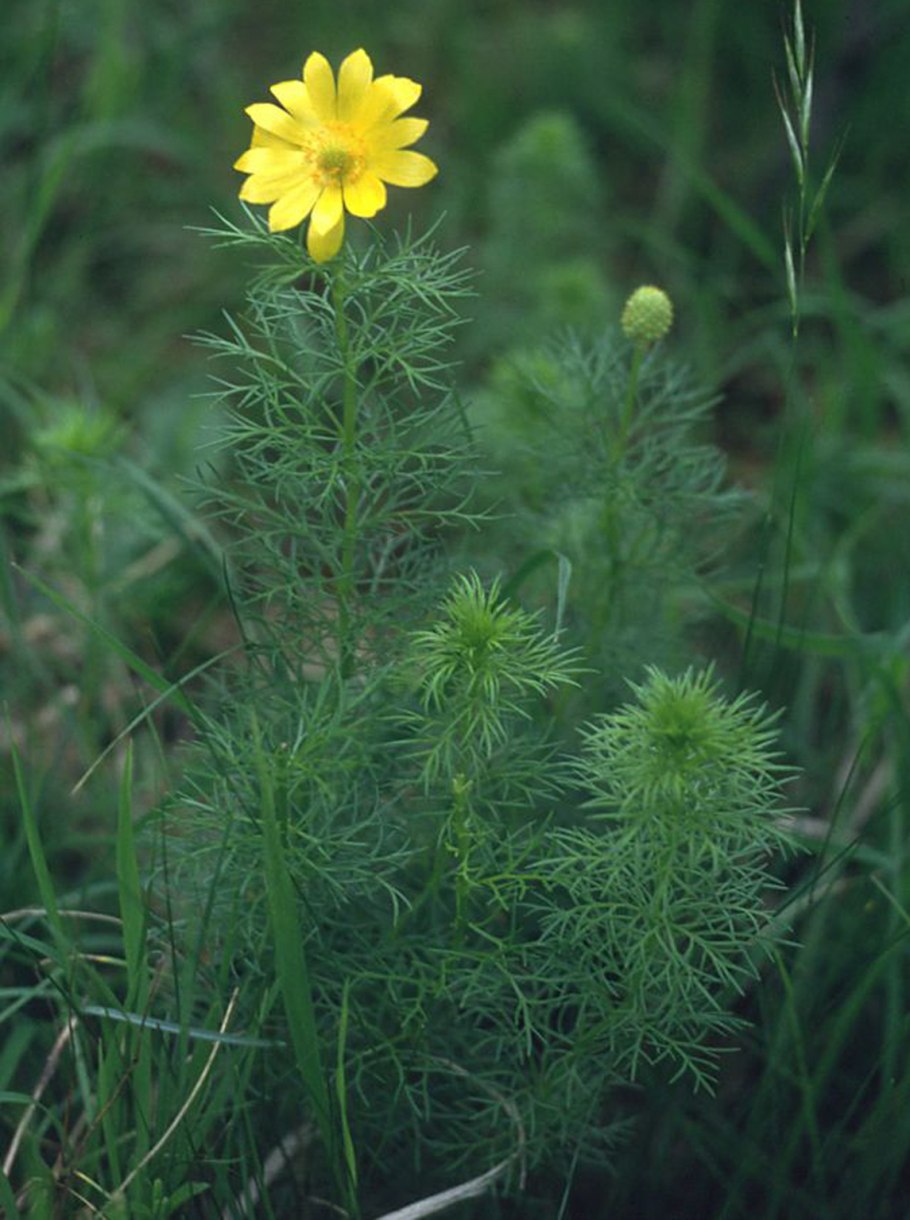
[621, 285, 674, 346]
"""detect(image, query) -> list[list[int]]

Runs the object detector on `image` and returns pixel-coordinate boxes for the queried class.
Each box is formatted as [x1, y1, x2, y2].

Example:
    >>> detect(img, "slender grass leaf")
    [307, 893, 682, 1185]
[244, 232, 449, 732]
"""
[251, 715, 333, 1144]
[806, 136, 846, 242]
[784, 35, 801, 101]
[0, 1168, 18, 1218]
[117, 745, 147, 1011]
[10, 734, 66, 951]
[794, 0, 806, 78]
[776, 85, 805, 190]
[335, 977, 358, 1197]
[800, 63, 813, 151]
[80, 1005, 284, 1048]
[72, 645, 239, 796]
[116, 743, 153, 1162]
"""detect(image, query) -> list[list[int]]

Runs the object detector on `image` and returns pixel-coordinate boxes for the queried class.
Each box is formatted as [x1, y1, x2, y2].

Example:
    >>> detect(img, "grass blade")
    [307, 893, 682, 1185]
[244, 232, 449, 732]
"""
[10, 733, 65, 951]
[251, 713, 355, 1209]
[116, 743, 153, 1164]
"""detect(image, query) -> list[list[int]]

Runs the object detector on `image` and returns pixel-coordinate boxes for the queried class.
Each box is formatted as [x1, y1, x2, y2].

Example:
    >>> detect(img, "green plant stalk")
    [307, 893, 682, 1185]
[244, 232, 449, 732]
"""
[333, 272, 360, 680]
[416, 746, 482, 937]
[451, 772, 474, 938]
[594, 343, 646, 640]
[616, 343, 646, 460]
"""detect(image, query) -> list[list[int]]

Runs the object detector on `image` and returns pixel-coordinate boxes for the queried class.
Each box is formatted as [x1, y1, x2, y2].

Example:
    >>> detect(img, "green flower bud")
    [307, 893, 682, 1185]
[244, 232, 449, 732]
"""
[621, 285, 674, 346]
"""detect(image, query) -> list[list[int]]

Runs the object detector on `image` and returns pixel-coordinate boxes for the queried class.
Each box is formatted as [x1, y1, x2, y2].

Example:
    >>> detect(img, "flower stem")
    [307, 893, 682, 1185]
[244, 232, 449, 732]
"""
[616, 342, 646, 461]
[333, 271, 359, 680]
[598, 343, 646, 627]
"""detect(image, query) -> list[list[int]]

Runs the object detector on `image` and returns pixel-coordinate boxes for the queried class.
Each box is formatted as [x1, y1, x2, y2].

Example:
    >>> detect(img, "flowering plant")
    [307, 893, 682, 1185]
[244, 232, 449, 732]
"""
[8, 39, 804, 1220]
[234, 48, 437, 261]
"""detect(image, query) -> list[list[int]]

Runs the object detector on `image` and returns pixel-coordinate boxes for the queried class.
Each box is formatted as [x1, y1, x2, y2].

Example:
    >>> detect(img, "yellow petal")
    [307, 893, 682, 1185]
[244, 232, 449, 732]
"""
[240, 170, 308, 204]
[267, 181, 322, 231]
[234, 146, 303, 174]
[373, 150, 438, 187]
[309, 183, 344, 235]
[308, 213, 345, 262]
[337, 49, 374, 123]
[343, 173, 387, 218]
[303, 51, 336, 122]
[245, 102, 306, 145]
[374, 75, 422, 123]
[240, 179, 279, 204]
[270, 79, 319, 126]
[251, 126, 293, 150]
[356, 75, 421, 130]
[368, 117, 428, 152]
[380, 75, 423, 117]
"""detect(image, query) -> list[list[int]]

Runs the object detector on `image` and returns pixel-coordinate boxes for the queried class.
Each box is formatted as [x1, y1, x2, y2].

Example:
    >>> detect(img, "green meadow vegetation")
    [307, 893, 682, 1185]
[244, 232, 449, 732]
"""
[2, 0, 910, 1216]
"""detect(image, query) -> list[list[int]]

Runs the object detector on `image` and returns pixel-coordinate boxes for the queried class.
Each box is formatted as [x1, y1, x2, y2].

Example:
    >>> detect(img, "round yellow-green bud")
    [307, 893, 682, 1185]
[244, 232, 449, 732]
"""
[620, 285, 674, 346]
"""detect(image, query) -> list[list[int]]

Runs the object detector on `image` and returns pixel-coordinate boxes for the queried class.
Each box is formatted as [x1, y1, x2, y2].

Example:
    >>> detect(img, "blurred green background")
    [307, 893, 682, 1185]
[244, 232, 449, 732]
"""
[4, 0, 909, 423]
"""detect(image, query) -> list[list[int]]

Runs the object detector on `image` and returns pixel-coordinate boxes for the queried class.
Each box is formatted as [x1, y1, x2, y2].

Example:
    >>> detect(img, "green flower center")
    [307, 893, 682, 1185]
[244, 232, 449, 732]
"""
[309, 124, 366, 188]
[318, 145, 354, 179]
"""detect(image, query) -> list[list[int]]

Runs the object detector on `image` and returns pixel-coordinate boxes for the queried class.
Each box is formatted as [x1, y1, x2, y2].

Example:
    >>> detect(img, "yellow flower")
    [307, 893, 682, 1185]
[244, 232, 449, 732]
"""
[234, 48, 438, 263]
